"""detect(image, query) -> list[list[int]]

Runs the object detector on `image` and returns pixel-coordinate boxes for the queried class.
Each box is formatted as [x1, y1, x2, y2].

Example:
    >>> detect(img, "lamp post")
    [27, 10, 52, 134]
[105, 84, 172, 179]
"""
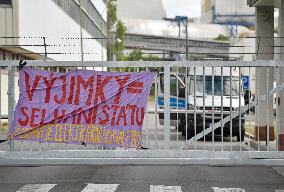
[99, 6, 108, 61]
[175, 16, 188, 61]
[163, 16, 188, 60]
[79, 0, 84, 62]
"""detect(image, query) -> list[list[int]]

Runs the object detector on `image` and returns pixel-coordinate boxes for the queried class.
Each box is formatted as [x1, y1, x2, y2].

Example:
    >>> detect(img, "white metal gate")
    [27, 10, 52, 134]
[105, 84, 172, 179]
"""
[0, 60, 284, 166]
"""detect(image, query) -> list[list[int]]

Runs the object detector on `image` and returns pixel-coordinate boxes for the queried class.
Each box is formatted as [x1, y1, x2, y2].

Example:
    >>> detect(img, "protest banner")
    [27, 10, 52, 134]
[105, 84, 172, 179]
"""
[7, 68, 155, 148]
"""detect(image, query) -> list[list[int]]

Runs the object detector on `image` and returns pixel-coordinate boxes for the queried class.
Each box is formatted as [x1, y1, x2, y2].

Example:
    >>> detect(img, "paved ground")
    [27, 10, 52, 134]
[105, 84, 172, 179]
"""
[0, 166, 283, 192]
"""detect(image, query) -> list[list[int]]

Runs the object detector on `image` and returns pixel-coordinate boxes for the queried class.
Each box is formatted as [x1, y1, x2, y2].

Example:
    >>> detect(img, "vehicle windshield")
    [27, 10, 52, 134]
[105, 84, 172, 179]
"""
[189, 76, 240, 96]
[160, 74, 184, 96]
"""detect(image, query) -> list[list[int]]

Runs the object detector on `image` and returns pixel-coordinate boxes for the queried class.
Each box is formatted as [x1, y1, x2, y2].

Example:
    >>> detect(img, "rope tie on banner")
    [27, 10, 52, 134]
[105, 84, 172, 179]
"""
[150, 68, 160, 76]
[17, 60, 27, 71]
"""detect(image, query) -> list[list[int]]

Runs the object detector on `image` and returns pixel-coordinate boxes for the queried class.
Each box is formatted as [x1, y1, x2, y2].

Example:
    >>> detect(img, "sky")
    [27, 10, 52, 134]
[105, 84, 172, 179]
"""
[162, 0, 201, 18]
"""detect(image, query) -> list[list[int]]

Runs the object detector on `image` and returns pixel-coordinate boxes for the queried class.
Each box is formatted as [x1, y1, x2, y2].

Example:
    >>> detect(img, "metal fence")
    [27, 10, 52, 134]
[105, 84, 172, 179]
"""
[0, 60, 284, 166]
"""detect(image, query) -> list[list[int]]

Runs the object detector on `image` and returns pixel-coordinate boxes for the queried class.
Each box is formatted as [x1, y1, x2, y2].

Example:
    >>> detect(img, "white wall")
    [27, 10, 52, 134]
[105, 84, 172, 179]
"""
[1, 71, 19, 119]
[18, 0, 107, 61]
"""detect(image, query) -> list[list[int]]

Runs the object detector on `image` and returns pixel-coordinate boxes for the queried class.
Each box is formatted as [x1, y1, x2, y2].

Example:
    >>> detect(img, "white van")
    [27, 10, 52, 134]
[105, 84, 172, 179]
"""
[158, 67, 245, 141]
[157, 72, 186, 126]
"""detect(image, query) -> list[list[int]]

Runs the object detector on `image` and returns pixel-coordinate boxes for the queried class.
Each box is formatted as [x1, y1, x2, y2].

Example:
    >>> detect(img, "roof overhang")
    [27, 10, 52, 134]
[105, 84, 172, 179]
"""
[0, 47, 45, 60]
[248, 0, 280, 7]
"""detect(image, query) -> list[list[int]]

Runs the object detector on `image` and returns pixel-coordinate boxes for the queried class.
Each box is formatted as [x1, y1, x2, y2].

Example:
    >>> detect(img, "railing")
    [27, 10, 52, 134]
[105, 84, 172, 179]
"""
[0, 60, 284, 166]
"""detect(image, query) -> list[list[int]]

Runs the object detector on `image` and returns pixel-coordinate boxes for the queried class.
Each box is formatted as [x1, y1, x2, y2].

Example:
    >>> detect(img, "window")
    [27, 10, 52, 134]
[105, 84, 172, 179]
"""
[0, 0, 12, 5]
[160, 74, 185, 97]
[189, 76, 240, 96]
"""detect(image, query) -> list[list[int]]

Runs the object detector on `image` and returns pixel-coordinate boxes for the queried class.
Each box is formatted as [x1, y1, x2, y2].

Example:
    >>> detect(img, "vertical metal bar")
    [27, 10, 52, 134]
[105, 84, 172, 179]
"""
[230, 67, 233, 151]
[0, 67, 1, 138]
[164, 66, 171, 150]
[185, 67, 188, 150]
[185, 19, 188, 61]
[54, 67, 61, 151]
[203, 67, 206, 150]
[43, 37, 47, 61]
[176, 67, 179, 149]
[212, 67, 215, 151]
[155, 73, 158, 149]
[248, 67, 251, 151]
[221, 67, 224, 151]
[257, 69, 260, 151]
[8, 65, 15, 151]
[145, 67, 149, 148]
[266, 66, 269, 149]
[275, 66, 280, 151]
[239, 67, 242, 151]
[194, 67, 197, 150]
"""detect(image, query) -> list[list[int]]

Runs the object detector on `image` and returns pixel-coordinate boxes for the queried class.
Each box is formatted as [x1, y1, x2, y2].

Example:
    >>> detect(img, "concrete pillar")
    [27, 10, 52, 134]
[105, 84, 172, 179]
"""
[254, 6, 274, 141]
[278, 1, 284, 150]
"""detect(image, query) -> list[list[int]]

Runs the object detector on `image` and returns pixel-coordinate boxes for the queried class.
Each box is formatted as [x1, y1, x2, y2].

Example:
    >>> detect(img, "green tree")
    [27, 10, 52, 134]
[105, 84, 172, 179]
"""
[104, 0, 127, 61]
[123, 49, 160, 71]
[115, 20, 127, 61]
[127, 49, 143, 61]
[214, 34, 229, 41]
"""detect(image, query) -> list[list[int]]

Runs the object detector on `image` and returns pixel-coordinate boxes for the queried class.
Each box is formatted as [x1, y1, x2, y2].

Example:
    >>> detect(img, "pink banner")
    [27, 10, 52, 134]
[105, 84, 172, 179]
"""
[8, 68, 155, 148]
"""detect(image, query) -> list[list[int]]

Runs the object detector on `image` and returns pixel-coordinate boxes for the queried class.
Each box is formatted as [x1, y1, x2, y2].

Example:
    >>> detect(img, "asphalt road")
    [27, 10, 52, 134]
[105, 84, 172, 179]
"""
[0, 166, 283, 192]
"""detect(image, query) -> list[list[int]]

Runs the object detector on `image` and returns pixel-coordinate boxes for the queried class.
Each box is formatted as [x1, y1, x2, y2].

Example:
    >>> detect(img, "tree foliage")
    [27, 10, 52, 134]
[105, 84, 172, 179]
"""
[104, 0, 117, 29]
[104, 0, 127, 61]
[115, 20, 127, 61]
[214, 34, 229, 41]
[125, 49, 159, 61]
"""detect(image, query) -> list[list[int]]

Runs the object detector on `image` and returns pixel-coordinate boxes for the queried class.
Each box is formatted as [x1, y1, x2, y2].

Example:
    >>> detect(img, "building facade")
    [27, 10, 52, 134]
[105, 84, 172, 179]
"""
[0, 0, 107, 61]
[201, 0, 255, 34]
[0, 0, 107, 120]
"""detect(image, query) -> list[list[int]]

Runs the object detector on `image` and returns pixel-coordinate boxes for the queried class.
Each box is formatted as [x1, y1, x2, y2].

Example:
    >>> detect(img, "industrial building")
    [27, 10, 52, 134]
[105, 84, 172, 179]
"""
[201, 0, 255, 35]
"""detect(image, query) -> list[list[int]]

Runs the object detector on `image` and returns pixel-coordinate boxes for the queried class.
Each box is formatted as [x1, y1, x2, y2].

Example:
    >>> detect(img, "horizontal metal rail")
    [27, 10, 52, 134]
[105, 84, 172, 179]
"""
[0, 60, 284, 67]
[0, 151, 284, 166]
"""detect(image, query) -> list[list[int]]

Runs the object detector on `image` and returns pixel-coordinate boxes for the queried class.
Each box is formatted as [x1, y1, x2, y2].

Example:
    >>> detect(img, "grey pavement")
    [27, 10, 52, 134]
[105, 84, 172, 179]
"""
[0, 166, 283, 192]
